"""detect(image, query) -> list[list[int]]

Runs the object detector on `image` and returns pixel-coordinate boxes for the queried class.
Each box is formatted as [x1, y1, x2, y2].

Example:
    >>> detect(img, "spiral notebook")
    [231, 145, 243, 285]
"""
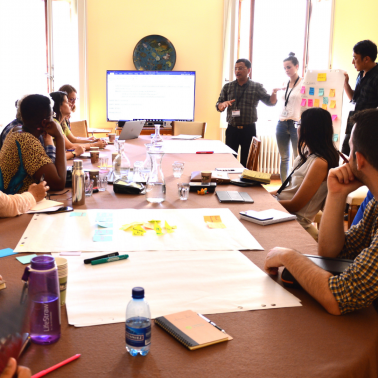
[155, 310, 232, 350]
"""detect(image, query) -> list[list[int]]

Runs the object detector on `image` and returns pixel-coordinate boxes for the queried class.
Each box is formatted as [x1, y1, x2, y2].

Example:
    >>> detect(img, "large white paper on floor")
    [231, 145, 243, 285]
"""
[52, 250, 301, 327]
[15, 208, 263, 253]
[162, 140, 236, 154]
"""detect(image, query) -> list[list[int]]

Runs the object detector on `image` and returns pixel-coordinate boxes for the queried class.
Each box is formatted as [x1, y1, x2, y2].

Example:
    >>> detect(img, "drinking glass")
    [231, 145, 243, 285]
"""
[177, 183, 189, 200]
[172, 161, 184, 178]
[98, 170, 108, 192]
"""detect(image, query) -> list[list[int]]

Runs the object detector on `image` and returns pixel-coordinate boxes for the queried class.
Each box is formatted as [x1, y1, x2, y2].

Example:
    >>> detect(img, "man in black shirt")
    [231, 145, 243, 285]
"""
[216, 59, 278, 167]
[342, 40, 378, 155]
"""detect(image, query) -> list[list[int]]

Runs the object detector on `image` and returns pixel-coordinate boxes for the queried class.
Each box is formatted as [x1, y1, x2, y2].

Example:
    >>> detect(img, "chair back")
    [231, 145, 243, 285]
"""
[171, 121, 207, 138]
[246, 137, 261, 171]
[70, 120, 88, 138]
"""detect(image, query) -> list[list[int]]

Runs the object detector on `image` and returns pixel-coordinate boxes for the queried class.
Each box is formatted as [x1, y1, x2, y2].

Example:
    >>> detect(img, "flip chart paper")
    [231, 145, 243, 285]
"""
[301, 99, 306, 106]
[314, 99, 320, 107]
[309, 87, 315, 95]
[308, 99, 313, 107]
[207, 222, 226, 229]
[300, 86, 305, 94]
[330, 100, 336, 109]
[329, 89, 335, 97]
[317, 73, 327, 81]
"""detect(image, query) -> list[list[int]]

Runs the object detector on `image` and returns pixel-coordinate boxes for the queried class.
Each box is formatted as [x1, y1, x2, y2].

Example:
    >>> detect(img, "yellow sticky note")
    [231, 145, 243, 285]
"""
[322, 104, 327, 110]
[330, 100, 336, 109]
[207, 222, 226, 229]
[317, 73, 327, 81]
[154, 223, 164, 235]
[204, 216, 222, 223]
[314, 99, 320, 107]
[164, 221, 175, 233]
[149, 220, 161, 224]
[120, 222, 144, 231]
[132, 228, 145, 236]
[329, 89, 335, 97]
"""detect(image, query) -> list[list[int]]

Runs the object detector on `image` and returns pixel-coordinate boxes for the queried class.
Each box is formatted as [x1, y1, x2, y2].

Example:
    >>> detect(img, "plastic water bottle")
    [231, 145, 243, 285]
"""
[125, 287, 151, 356]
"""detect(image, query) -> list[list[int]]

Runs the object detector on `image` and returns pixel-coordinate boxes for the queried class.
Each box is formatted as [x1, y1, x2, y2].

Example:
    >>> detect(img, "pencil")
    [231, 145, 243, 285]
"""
[31, 354, 81, 378]
[338, 150, 349, 164]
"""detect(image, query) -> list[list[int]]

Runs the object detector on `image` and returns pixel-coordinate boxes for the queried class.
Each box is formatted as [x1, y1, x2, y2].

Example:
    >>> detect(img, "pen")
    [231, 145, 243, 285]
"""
[196, 151, 214, 154]
[91, 254, 129, 265]
[31, 354, 81, 378]
[39, 174, 45, 183]
[84, 252, 119, 264]
[67, 149, 75, 152]
[338, 150, 349, 164]
[198, 313, 226, 333]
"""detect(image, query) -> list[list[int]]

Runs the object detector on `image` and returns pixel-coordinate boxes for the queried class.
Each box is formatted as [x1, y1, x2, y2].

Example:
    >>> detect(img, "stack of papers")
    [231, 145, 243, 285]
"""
[27, 199, 63, 213]
[171, 134, 202, 140]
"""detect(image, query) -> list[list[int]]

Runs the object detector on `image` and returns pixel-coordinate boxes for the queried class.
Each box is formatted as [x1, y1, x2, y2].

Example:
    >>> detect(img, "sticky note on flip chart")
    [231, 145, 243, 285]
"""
[317, 73, 327, 81]
[330, 100, 336, 109]
[309, 87, 315, 95]
[329, 89, 335, 97]
[300, 86, 306, 94]
[308, 99, 313, 107]
[301, 99, 307, 106]
[93, 235, 113, 242]
[70, 212, 86, 217]
[332, 114, 338, 121]
[322, 104, 328, 110]
[204, 216, 222, 223]
[323, 97, 329, 104]
[318, 88, 324, 96]
[95, 229, 113, 235]
[314, 99, 320, 107]
[97, 222, 113, 228]
[207, 222, 226, 229]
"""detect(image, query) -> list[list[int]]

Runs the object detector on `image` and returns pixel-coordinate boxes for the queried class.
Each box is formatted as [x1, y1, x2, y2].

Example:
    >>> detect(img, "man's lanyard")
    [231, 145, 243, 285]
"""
[233, 81, 249, 109]
[284, 76, 300, 108]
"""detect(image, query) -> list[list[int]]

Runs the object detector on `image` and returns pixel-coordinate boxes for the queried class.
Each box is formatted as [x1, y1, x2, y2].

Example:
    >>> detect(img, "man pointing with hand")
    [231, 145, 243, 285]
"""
[216, 58, 278, 167]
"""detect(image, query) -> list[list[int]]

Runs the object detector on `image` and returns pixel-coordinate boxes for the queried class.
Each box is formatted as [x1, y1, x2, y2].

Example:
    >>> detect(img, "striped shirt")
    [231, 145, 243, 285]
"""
[329, 198, 378, 314]
[216, 80, 274, 126]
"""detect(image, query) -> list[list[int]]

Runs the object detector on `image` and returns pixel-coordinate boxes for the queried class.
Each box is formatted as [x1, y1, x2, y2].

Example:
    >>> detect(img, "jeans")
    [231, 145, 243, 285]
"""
[276, 120, 298, 182]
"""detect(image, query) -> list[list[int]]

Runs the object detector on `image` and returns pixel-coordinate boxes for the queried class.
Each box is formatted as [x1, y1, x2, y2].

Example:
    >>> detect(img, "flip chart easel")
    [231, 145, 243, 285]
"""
[300, 69, 345, 149]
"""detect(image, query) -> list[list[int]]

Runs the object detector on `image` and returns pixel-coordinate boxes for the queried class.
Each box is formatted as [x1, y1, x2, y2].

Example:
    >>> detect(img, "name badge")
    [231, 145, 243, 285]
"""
[232, 110, 240, 117]
[281, 109, 288, 117]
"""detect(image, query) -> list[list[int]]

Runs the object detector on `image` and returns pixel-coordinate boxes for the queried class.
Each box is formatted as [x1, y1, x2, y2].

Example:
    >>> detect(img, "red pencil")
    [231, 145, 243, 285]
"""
[31, 354, 81, 378]
[196, 151, 214, 154]
[338, 150, 349, 164]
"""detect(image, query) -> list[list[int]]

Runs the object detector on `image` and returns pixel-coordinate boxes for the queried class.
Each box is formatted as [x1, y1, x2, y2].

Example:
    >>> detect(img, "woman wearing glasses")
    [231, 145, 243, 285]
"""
[271, 108, 339, 239]
[276, 52, 302, 182]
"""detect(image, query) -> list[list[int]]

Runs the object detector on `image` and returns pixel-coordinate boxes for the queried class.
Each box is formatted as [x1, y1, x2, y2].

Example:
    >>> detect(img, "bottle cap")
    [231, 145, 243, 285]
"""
[31, 255, 55, 270]
[73, 160, 83, 169]
[132, 287, 144, 299]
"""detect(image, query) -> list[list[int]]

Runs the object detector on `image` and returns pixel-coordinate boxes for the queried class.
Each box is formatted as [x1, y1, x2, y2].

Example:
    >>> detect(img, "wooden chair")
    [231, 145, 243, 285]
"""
[70, 120, 88, 138]
[346, 185, 369, 228]
[246, 137, 261, 171]
[171, 121, 207, 138]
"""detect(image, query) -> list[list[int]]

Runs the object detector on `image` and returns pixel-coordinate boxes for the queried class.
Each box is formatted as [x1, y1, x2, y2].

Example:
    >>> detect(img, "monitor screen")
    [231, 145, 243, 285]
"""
[106, 70, 196, 122]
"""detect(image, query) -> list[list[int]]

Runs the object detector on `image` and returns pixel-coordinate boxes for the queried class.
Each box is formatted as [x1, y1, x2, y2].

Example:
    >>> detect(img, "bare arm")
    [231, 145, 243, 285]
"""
[269, 88, 280, 105]
[344, 73, 354, 101]
[264, 247, 341, 315]
[278, 158, 328, 213]
[318, 164, 363, 257]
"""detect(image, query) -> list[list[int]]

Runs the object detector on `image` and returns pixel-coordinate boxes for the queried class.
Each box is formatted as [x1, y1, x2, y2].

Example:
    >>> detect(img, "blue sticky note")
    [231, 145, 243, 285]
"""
[96, 213, 113, 222]
[93, 235, 113, 242]
[318, 88, 324, 96]
[95, 229, 113, 235]
[16, 254, 37, 264]
[97, 222, 113, 228]
[323, 97, 329, 104]
[309, 87, 315, 95]
[70, 212, 86, 217]
[0, 248, 16, 258]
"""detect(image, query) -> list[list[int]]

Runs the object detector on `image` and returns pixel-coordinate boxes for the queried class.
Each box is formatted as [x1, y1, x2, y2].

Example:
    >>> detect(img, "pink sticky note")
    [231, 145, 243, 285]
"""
[308, 99, 313, 107]
[301, 99, 306, 106]
[300, 86, 306, 94]
[332, 114, 337, 121]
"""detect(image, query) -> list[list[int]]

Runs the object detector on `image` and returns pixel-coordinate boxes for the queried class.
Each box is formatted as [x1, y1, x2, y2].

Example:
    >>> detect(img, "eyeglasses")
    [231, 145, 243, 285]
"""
[68, 97, 78, 103]
[235, 67, 247, 71]
[294, 121, 301, 128]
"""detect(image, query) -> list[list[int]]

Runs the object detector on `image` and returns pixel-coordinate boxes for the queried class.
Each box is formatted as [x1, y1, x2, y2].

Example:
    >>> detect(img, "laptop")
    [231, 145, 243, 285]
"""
[216, 191, 254, 203]
[118, 120, 145, 140]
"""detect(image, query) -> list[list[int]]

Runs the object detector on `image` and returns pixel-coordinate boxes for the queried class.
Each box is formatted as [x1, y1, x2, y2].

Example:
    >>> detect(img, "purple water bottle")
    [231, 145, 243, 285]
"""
[22, 255, 61, 344]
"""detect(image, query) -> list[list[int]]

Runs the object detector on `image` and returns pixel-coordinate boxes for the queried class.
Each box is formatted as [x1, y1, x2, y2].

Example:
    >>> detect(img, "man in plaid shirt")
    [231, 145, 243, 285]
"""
[342, 40, 378, 155]
[264, 109, 378, 315]
[216, 59, 278, 167]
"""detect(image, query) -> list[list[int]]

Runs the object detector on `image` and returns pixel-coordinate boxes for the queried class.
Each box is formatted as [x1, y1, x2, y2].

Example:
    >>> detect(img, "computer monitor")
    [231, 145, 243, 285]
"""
[106, 70, 196, 122]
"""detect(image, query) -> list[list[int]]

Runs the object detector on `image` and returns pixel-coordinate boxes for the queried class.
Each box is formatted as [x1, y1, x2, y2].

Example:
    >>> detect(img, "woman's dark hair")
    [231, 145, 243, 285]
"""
[284, 52, 299, 66]
[49, 91, 68, 122]
[21, 95, 52, 127]
[298, 108, 339, 170]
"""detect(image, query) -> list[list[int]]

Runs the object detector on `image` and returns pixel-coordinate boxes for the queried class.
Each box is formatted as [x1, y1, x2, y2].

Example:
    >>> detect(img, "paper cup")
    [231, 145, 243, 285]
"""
[90, 151, 100, 164]
[201, 171, 212, 185]
[108, 133, 116, 143]
[55, 257, 68, 306]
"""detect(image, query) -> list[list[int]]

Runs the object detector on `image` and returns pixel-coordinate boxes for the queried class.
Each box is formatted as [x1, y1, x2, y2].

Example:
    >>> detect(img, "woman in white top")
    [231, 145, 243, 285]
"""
[272, 108, 339, 235]
[276, 52, 303, 182]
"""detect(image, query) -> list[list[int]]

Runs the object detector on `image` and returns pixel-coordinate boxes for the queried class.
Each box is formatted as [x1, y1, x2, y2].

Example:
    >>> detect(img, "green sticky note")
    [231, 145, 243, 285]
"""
[16, 254, 37, 264]
[95, 229, 113, 235]
[70, 212, 86, 217]
[323, 97, 329, 104]
[93, 235, 113, 242]
[96, 213, 113, 222]
[318, 88, 324, 96]
[97, 222, 113, 228]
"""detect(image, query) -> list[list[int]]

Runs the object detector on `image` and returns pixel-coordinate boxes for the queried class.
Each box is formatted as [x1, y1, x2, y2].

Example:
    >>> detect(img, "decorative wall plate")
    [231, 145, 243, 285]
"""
[133, 35, 176, 71]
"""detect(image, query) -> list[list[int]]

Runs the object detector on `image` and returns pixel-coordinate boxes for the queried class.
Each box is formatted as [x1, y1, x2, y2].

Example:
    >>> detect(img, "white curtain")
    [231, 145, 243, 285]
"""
[219, 0, 239, 139]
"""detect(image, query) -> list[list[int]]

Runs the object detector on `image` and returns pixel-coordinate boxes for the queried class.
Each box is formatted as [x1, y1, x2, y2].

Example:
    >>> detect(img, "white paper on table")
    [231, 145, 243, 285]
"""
[215, 168, 245, 174]
[52, 250, 301, 327]
[171, 134, 202, 140]
[15, 208, 263, 253]
[27, 199, 63, 213]
[162, 140, 237, 154]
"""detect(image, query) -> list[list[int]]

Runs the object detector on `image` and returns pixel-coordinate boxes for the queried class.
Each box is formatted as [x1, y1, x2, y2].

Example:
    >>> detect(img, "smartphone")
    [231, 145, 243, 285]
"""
[241, 211, 274, 221]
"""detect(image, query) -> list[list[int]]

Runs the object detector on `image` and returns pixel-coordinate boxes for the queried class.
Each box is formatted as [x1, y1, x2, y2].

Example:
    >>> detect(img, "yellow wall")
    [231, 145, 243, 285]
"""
[86, 0, 224, 140]
[332, 0, 378, 83]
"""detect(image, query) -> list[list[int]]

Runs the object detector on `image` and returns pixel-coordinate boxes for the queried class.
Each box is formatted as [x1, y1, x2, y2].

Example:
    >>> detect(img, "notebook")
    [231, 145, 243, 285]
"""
[216, 191, 254, 203]
[241, 169, 271, 185]
[239, 209, 296, 225]
[155, 310, 232, 350]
